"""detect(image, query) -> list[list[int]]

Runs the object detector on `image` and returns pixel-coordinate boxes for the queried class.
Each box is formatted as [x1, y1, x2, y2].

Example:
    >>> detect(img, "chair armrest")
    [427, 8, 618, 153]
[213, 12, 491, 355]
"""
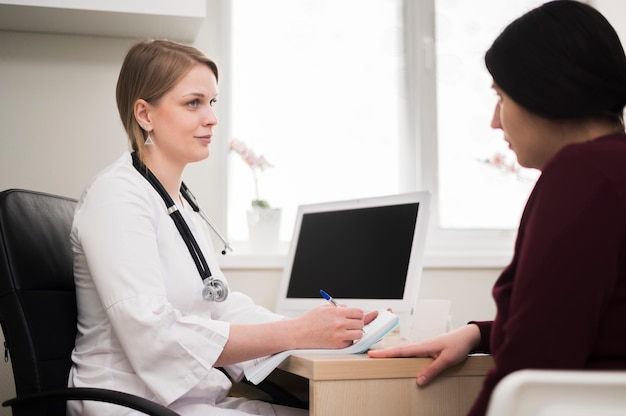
[2, 387, 180, 416]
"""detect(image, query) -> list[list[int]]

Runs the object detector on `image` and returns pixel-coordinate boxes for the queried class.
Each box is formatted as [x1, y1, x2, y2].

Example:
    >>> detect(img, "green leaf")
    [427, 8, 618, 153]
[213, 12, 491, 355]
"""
[251, 199, 270, 208]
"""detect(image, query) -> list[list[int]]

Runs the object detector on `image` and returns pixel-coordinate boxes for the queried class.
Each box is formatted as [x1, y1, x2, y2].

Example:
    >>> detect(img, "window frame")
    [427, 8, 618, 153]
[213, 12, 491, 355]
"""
[407, 0, 517, 268]
[220, 0, 519, 269]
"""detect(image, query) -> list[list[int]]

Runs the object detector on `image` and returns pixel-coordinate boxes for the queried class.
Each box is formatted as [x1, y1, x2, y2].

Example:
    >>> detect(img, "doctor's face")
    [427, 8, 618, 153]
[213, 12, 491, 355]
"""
[147, 64, 219, 167]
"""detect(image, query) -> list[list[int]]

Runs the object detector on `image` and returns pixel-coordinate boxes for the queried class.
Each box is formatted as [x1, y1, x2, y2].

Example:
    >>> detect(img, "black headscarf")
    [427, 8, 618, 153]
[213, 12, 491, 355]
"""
[485, 0, 626, 120]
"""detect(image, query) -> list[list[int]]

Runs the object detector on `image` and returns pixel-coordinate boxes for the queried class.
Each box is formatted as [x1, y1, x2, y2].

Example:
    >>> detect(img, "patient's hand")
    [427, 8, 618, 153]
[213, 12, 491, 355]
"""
[367, 324, 480, 386]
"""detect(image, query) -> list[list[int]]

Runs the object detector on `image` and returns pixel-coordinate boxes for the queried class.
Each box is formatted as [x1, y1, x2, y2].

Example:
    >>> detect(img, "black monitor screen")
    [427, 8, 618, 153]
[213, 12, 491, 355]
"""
[286, 203, 419, 299]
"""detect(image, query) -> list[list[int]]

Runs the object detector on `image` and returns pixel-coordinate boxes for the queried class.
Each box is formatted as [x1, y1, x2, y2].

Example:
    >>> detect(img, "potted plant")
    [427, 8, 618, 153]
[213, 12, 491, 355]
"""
[229, 138, 281, 252]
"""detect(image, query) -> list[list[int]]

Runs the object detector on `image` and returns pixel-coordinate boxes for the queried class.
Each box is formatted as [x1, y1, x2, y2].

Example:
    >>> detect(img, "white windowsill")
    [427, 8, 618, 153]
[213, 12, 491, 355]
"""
[217, 241, 511, 271]
[217, 241, 290, 270]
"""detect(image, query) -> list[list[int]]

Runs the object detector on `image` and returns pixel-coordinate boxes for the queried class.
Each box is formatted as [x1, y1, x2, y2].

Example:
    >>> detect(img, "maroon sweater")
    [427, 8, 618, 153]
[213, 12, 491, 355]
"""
[468, 133, 626, 416]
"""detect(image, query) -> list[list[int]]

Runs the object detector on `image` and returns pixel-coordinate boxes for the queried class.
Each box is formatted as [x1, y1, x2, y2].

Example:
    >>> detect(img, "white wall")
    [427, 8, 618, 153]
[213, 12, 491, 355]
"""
[0, 0, 623, 413]
[0, 2, 228, 229]
[593, 0, 626, 42]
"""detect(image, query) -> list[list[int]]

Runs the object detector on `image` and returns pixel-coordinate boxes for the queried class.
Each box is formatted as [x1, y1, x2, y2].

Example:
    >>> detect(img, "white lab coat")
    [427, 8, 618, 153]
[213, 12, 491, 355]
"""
[68, 152, 295, 415]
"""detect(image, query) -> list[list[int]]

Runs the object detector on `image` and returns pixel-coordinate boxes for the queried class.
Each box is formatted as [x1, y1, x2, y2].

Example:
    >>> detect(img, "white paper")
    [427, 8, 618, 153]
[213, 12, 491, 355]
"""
[244, 309, 400, 384]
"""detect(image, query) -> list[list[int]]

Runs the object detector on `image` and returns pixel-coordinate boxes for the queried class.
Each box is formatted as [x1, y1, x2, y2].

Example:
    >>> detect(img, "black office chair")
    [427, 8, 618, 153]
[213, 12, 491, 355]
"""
[0, 188, 179, 416]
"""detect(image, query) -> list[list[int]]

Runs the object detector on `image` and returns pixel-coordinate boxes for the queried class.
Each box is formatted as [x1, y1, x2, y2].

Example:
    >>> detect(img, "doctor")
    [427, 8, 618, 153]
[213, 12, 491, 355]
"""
[68, 39, 376, 416]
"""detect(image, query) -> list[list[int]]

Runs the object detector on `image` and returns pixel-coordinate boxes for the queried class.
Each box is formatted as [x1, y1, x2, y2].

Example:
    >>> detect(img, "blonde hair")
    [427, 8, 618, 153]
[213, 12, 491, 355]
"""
[115, 40, 219, 161]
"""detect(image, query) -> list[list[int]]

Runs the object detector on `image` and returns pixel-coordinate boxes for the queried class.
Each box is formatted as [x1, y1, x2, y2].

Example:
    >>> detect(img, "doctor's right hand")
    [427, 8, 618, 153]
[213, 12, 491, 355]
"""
[293, 304, 374, 350]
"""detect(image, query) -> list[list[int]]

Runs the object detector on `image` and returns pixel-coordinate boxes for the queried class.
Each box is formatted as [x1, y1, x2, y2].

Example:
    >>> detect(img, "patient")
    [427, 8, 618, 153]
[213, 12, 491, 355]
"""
[369, 1, 626, 415]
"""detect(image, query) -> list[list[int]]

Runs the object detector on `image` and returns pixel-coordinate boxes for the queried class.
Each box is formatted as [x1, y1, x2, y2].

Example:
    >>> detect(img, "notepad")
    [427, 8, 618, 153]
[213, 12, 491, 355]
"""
[244, 309, 400, 385]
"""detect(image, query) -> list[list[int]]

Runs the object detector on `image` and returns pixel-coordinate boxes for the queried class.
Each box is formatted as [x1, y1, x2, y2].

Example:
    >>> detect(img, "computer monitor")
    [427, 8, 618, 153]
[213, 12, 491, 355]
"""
[275, 191, 431, 337]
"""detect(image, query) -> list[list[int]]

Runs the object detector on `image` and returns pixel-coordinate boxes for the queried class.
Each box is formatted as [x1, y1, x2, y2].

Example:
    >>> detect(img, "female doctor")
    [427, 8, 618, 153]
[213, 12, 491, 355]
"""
[67, 39, 376, 416]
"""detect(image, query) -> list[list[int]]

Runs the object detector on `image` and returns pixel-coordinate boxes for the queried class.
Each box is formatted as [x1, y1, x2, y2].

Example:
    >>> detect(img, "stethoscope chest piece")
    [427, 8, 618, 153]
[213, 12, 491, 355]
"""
[202, 278, 229, 302]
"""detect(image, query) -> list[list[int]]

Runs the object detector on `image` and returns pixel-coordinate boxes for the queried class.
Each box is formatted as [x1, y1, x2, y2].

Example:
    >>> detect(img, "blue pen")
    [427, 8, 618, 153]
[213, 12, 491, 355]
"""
[320, 289, 339, 307]
[320, 289, 365, 333]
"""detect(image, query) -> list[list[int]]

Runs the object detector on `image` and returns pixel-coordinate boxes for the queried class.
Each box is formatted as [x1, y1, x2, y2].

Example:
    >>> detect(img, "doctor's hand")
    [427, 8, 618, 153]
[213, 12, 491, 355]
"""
[367, 324, 481, 386]
[294, 304, 372, 349]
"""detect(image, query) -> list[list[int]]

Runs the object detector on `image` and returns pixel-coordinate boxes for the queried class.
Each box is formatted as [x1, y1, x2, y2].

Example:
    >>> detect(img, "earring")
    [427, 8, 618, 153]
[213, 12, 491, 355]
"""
[140, 125, 154, 146]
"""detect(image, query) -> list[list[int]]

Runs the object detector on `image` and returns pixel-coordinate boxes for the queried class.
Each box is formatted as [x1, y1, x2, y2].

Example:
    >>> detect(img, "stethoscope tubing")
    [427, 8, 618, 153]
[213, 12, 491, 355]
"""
[131, 152, 230, 300]
[181, 182, 233, 255]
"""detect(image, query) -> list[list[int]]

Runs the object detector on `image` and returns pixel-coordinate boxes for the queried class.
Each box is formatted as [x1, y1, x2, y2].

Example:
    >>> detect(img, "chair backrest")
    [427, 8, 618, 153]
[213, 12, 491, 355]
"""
[486, 369, 626, 416]
[0, 189, 78, 399]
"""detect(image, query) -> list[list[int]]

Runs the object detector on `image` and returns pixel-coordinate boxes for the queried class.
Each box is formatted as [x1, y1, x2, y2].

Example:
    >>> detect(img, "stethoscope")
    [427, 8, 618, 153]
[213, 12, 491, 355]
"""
[131, 152, 231, 302]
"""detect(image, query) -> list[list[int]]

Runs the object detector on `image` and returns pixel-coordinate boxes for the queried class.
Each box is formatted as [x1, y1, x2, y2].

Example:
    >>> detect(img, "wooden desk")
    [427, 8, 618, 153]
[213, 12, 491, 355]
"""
[277, 353, 494, 416]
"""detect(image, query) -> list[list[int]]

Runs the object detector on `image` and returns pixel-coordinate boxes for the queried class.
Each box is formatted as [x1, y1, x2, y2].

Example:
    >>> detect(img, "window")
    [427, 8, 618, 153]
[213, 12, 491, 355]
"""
[423, 0, 546, 266]
[227, 0, 407, 243]
[227, 0, 549, 265]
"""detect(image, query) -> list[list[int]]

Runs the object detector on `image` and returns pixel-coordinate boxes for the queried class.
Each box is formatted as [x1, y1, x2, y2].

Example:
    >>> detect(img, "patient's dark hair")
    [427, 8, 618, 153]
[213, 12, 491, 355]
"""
[485, 0, 626, 126]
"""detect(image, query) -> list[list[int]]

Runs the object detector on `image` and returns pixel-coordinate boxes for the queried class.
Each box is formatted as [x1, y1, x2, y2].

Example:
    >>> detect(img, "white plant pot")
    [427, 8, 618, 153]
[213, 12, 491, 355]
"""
[246, 207, 281, 253]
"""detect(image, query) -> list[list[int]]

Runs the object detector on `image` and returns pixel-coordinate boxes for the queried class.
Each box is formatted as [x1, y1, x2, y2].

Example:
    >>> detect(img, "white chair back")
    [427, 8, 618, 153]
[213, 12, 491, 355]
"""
[486, 369, 626, 416]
